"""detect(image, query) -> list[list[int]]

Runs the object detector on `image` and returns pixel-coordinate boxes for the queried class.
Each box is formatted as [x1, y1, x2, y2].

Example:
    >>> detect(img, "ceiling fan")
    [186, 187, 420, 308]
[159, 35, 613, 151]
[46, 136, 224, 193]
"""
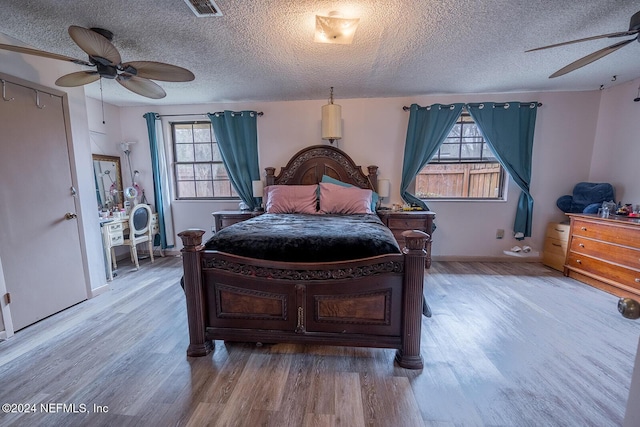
[0, 25, 194, 99]
[526, 10, 640, 78]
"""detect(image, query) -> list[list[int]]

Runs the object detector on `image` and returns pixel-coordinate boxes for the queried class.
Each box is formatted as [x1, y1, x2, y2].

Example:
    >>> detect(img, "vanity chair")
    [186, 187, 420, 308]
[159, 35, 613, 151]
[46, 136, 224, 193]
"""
[116, 203, 154, 270]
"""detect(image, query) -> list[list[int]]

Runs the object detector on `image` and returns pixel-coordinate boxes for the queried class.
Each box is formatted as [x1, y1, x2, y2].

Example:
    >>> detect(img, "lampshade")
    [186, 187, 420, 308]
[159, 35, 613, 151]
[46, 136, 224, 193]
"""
[321, 103, 342, 141]
[378, 179, 390, 198]
[321, 87, 342, 143]
[252, 180, 264, 198]
[314, 12, 360, 44]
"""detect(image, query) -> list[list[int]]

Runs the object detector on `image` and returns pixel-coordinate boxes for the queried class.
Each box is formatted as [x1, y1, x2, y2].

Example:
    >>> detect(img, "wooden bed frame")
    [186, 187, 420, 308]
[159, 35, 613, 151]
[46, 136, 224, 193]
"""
[179, 145, 429, 369]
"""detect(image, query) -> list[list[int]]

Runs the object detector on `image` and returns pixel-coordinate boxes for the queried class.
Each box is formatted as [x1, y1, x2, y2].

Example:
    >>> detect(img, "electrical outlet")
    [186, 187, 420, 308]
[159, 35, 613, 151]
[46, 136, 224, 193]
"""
[496, 229, 504, 239]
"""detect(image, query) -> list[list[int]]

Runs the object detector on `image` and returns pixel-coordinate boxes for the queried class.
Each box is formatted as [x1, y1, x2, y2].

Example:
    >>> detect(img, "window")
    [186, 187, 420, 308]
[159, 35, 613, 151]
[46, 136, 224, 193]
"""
[414, 112, 506, 200]
[171, 122, 237, 199]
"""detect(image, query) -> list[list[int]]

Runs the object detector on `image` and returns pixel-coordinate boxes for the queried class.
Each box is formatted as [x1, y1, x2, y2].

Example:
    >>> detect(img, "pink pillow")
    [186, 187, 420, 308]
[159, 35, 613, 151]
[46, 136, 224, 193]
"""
[265, 185, 318, 214]
[319, 182, 373, 214]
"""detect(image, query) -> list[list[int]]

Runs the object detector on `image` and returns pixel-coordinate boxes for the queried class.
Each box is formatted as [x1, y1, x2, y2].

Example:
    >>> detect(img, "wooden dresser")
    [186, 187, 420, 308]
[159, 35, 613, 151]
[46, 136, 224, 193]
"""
[377, 210, 435, 268]
[564, 213, 640, 298]
[542, 221, 570, 271]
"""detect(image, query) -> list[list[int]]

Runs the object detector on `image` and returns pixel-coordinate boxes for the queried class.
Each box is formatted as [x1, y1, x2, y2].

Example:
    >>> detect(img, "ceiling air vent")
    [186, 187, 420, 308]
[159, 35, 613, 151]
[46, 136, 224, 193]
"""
[183, 0, 222, 17]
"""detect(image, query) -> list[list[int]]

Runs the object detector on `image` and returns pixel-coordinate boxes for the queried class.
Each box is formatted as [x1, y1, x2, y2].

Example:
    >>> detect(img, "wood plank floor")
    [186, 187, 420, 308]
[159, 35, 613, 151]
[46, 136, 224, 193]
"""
[0, 257, 638, 426]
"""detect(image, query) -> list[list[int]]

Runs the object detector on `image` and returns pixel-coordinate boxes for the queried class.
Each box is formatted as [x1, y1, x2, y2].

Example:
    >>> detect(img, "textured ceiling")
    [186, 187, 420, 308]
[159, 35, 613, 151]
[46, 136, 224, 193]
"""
[1, 0, 639, 107]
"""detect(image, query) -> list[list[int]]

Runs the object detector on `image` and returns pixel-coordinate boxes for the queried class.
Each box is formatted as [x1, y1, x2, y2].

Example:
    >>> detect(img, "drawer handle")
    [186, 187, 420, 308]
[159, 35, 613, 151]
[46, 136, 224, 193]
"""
[576, 259, 582, 264]
[581, 227, 587, 231]
[552, 243, 561, 247]
[579, 243, 585, 248]
[636, 278, 640, 283]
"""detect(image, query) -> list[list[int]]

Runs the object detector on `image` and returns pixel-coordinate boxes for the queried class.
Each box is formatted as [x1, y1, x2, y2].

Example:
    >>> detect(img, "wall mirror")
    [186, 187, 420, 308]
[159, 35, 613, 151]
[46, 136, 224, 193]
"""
[93, 154, 123, 210]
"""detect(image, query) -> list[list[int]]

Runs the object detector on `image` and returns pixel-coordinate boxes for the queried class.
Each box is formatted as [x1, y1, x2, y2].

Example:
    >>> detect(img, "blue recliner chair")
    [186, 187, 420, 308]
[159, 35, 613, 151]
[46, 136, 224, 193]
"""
[556, 182, 615, 214]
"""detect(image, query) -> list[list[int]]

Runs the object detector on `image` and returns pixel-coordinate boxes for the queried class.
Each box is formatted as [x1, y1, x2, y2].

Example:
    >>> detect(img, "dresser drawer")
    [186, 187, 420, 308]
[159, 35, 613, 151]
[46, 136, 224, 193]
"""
[544, 237, 568, 256]
[387, 218, 427, 230]
[542, 237, 568, 271]
[110, 234, 124, 246]
[107, 222, 123, 233]
[545, 222, 570, 242]
[572, 219, 640, 249]
[570, 236, 640, 270]
[566, 252, 640, 291]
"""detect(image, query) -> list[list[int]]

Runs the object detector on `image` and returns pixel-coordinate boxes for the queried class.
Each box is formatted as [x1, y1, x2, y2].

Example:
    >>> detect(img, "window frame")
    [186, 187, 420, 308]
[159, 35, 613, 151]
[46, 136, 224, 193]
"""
[414, 112, 507, 201]
[170, 121, 238, 200]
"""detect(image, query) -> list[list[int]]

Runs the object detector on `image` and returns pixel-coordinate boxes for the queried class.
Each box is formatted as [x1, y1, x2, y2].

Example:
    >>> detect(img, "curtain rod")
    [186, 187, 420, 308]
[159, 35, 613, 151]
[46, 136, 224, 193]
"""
[403, 102, 542, 111]
[157, 111, 264, 117]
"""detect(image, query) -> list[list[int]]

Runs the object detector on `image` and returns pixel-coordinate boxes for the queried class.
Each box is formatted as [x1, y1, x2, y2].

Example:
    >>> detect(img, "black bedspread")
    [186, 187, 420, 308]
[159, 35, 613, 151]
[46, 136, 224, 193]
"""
[204, 213, 401, 262]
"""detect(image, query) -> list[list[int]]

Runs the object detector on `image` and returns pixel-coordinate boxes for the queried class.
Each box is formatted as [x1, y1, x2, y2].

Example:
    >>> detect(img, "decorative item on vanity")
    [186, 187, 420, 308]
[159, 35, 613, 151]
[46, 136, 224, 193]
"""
[252, 180, 264, 211]
[120, 141, 140, 206]
[314, 11, 360, 44]
[321, 87, 342, 145]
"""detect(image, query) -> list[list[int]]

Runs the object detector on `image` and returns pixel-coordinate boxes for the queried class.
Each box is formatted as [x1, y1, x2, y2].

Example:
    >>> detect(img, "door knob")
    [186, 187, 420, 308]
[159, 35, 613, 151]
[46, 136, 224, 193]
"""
[64, 212, 77, 220]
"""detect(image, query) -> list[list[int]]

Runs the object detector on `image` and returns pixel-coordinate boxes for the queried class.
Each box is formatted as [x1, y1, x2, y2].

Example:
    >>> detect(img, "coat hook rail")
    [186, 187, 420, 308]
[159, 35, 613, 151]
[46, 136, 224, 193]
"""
[35, 90, 45, 109]
[1, 79, 14, 102]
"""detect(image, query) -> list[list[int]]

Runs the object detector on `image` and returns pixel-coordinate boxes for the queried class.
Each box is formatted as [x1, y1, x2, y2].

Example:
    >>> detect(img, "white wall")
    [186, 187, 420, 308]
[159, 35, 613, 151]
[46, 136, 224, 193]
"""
[108, 89, 603, 258]
[590, 77, 640, 204]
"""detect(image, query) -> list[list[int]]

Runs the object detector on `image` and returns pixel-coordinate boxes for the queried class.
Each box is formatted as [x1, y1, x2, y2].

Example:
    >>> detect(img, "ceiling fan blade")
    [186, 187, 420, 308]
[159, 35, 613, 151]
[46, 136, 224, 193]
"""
[0, 43, 92, 66]
[549, 38, 635, 78]
[526, 30, 638, 52]
[55, 71, 100, 87]
[116, 75, 166, 99]
[68, 25, 121, 65]
[122, 61, 195, 82]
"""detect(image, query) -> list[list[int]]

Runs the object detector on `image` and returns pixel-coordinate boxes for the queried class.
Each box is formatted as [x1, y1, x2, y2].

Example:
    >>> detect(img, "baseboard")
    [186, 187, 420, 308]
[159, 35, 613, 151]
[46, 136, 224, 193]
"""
[432, 255, 543, 263]
[90, 283, 111, 298]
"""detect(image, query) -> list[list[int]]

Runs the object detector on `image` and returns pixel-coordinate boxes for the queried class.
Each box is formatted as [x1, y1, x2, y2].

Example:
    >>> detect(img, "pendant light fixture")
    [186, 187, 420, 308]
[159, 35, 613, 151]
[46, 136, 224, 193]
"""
[321, 87, 342, 145]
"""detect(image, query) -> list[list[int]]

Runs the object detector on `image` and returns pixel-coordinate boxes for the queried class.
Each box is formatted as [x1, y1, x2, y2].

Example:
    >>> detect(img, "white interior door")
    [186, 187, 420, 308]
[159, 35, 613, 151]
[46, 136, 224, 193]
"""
[0, 79, 87, 331]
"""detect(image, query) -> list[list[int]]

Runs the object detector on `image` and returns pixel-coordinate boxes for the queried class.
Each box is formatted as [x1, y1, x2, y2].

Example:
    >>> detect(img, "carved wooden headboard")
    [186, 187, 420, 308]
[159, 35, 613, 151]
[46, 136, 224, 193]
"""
[265, 145, 378, 191]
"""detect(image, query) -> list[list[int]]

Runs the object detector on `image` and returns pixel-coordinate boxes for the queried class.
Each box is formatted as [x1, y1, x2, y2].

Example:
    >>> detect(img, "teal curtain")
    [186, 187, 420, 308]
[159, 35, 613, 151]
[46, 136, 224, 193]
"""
[466, 102, 538, 238]
[144, 112, 174, 249]
[400, 103, 464, 208]
[208, 111, 260, 209]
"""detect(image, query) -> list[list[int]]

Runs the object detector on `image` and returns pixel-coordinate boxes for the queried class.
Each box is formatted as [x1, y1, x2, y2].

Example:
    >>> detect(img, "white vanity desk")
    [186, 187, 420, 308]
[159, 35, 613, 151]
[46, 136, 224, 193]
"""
[100, 213, 161, 281]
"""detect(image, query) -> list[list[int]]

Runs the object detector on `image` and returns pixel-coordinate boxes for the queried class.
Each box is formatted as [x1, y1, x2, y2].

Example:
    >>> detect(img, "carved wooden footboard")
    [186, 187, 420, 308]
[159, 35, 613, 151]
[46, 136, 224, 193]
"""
[179, 229, 428, 369]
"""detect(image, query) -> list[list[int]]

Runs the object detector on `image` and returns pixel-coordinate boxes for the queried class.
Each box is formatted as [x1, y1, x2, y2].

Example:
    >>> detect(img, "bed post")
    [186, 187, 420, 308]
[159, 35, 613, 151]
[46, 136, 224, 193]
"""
[396, 230, 429, 369]
[178, 229, 213, 357]
[265, 167, 276, 186]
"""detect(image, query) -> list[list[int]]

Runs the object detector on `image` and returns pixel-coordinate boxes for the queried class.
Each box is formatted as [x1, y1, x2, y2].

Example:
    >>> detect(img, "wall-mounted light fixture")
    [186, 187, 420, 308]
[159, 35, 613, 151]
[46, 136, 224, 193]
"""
[314, 11, 360, 44]
[321, 87, 342, 145]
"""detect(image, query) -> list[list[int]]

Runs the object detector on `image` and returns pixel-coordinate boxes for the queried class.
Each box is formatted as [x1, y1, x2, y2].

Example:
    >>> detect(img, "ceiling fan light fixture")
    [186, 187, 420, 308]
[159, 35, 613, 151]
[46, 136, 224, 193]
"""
[314, 11, 360, 44]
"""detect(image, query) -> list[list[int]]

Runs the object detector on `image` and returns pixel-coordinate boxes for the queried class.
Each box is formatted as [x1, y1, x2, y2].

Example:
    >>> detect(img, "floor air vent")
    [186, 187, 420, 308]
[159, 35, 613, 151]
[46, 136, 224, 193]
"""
[184, 0, 222, 17]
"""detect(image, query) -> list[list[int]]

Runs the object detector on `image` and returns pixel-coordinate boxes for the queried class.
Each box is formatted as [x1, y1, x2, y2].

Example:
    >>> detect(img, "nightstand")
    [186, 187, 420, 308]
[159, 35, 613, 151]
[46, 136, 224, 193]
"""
[212, 210, 263, 232]
[377, 210, 435, 268]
